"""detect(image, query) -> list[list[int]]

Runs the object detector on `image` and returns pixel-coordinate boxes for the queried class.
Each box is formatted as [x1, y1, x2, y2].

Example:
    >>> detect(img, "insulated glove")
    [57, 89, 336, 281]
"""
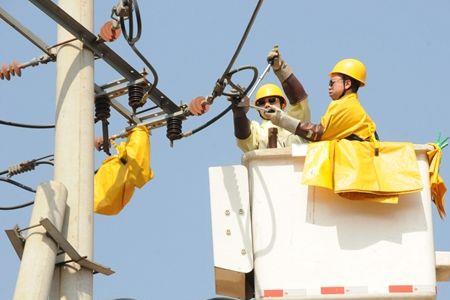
[266, 105, 300, 134]
[267, 46, 293, 83]
[188, 96, 210, 116]
[228, 87, 250, 116]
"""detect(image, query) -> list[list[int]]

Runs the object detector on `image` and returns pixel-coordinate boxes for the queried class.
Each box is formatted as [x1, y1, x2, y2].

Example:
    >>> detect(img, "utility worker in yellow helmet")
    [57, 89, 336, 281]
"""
[189, 48, 311, 152]
[266, 56, 378, 142]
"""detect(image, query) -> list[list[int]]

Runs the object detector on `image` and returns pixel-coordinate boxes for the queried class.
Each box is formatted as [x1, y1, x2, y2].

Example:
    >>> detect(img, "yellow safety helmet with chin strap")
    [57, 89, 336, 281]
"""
[254, 83, 287, 108]
[329, 58, 366, 87]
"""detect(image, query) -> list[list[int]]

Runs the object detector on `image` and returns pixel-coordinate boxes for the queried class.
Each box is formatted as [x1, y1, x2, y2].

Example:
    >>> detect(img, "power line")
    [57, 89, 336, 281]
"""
[0, 200, 34, 210]
[0, 119, 54, 129]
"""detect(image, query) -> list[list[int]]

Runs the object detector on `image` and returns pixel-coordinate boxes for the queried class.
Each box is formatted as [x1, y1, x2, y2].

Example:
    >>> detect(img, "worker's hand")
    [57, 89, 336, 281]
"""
[188, 96, 210, 116]
[267, 46, 282, 71]
[94, 136, 104, 151]
[266, 104, 300, 134]
[264, 105, 283, 121]
[267, 46, 293, 83]
[228, 87, 249, 116]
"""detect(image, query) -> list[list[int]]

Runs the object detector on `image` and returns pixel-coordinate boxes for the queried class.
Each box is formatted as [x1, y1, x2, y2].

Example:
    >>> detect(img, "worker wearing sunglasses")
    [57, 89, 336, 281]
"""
[188, 47, 311, 152]
[231, 81, 310, 152]
[266, 56, 378, 142]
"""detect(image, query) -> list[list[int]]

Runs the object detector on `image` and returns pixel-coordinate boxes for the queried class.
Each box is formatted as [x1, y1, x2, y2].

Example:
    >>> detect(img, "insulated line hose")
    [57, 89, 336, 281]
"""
[182, 65, 258, 137]
[207, 0, 264, 103]
[0, 119, 54, 129]
[119, 0, 159, 104]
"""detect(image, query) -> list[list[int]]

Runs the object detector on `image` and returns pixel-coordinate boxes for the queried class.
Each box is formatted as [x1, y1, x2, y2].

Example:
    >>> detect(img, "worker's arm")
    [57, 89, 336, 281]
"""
[236, 120, 261, 152]
[188, 94, 251, 140]
[267, 47, 307, 105]
[267, 106, 324, 142]
[230, 95, 251, 140]
[294, 121, 324, 141]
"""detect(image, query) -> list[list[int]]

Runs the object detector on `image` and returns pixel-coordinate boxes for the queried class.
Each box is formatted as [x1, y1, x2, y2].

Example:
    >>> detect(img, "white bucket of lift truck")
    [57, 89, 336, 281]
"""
[242, 144, 436, 300]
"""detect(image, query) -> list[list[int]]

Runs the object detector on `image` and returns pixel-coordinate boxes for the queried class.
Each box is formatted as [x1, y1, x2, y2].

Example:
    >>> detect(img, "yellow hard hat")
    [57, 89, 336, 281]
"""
[254, 83, 286, 106]
[329, 58, 366, 86]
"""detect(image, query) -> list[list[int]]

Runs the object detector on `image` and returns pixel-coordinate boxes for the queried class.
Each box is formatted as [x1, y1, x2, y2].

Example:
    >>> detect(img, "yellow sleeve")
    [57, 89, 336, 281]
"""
[287, 98, 311, 122]
[236, 120, 261, 152]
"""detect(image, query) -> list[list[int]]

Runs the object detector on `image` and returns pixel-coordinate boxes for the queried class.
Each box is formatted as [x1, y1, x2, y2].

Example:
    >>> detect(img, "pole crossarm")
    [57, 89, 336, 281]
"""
[0, 5, 55, 57]
[28, 0, 180, 114]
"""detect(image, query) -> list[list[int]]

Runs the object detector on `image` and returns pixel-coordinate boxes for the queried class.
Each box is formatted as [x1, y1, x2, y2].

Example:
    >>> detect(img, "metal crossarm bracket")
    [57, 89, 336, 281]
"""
[28, 0, 180, 114]
[5, 218, 114, 276]
[0, 5, 143, 126]
[5, 225, 25, 259]
[0, 5, 55, 57]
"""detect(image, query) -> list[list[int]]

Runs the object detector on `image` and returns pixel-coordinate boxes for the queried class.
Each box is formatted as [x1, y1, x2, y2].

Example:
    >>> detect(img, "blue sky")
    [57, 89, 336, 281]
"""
[1, 0, 450, 299]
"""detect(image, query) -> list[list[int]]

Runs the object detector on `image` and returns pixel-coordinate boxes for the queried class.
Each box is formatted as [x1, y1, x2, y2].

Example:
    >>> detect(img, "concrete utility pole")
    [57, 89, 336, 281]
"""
[13, 181, 67, 300]
[52, 0, 94, 299]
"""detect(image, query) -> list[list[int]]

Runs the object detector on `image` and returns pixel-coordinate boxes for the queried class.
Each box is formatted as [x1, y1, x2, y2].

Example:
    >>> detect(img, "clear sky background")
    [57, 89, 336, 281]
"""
[1, 0, 450, 299]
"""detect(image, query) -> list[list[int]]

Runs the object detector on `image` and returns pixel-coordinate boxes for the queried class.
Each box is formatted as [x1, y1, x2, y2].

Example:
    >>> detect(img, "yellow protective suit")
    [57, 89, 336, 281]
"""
[302, 139, 423, 204]
[94, 126, 154, 215]
[427, 143, 447, 218]
[320, 93, 376, 141]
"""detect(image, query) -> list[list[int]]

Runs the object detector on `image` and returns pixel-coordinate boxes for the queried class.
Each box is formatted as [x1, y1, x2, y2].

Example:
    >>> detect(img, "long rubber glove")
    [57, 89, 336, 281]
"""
[266, 106, 300, 133]
[267, 46, 293, 83]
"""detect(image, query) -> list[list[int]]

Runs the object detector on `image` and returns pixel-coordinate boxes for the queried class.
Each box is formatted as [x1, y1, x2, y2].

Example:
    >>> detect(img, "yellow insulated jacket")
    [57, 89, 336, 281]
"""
[320, 93, 376, 141]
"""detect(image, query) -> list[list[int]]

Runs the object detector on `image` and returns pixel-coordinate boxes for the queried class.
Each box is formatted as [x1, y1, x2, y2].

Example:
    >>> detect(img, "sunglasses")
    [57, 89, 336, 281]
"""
[329, 78, 343, 87]
[255, 97, 279, 107]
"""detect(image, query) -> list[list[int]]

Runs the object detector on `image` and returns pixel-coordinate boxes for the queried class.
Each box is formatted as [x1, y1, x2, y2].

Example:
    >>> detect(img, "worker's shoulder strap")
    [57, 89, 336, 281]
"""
[345, 131, 380, 142]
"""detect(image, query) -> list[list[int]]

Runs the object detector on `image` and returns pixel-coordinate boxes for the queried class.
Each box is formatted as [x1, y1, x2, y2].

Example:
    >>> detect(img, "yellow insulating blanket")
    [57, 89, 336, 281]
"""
[302, 140, 423, 204]
[427, 143, 447, 218]
[94, 126, 154, 215]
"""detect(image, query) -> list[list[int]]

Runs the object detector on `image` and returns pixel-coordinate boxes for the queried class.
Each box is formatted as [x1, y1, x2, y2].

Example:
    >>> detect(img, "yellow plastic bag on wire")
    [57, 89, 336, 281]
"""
[123, 126, 153, 188]
[427, 143, 447, 218]
[94, 126, 154, 215]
